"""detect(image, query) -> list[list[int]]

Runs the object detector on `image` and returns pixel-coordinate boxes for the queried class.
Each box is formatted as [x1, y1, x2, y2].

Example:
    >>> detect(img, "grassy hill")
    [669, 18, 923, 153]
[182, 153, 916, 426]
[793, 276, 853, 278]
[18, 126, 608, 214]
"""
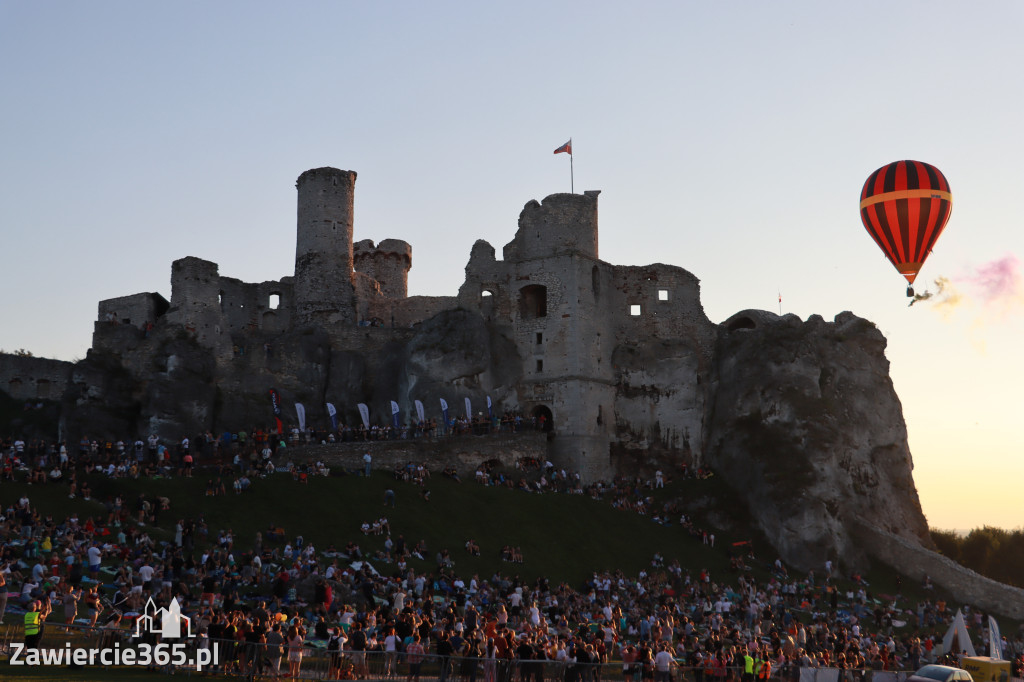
[5, 467, 764, 586]
[1, 459, 952, 616]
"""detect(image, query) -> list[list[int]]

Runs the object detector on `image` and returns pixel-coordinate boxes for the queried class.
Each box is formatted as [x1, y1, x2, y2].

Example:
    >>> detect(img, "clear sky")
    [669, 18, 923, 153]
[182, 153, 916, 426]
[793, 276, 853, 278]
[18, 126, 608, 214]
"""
[1, 2, 1021, 531]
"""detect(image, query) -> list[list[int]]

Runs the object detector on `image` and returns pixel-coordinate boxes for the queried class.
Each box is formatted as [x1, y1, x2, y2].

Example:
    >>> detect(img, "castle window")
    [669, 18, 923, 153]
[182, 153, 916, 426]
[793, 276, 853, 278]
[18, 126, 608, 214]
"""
[519, 285, 547, 319]
[269, 293, 281, 310]
[536, 332, 543, 345]
[481, 289, 493, 299]
[658, 289, 669, 301]
[536, 359, 544, 372]
[630, 304, 641, 316]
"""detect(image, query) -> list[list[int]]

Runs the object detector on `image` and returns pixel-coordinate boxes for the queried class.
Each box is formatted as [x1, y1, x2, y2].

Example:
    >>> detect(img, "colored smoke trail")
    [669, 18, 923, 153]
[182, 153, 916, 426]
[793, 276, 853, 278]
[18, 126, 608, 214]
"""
[963, 255, 1023, 305]
[910, 255, 1023, 314]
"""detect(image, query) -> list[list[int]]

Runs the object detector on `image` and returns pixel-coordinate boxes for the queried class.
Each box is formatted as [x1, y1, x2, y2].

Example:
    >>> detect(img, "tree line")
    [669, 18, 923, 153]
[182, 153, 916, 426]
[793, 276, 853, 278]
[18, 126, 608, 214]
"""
[931, 526, 1024, 588]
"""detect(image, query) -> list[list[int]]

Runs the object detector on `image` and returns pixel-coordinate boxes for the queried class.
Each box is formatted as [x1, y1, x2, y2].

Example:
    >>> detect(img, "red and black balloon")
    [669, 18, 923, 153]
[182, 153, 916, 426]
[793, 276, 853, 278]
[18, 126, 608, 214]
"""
[859, 160, 952, 294]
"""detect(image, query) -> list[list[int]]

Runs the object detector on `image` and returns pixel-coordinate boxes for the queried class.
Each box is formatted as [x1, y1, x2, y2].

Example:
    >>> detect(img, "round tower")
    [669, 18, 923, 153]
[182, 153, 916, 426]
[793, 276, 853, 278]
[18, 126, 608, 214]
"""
[354, 238, 412, 300]
[293, 167, 357, 326]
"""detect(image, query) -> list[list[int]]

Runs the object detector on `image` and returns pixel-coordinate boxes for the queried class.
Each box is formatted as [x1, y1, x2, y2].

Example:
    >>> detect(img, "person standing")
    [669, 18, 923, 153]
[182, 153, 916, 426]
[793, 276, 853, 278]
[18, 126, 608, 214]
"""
[23, 600, 46, 650]
[406, 633, 426, 682]
[437, 630, 455, 682]
[287, 622, 305, 679]
[63, 584, 82, 625]
[265, 622, 285, 678]
[363, 452, 372, 477]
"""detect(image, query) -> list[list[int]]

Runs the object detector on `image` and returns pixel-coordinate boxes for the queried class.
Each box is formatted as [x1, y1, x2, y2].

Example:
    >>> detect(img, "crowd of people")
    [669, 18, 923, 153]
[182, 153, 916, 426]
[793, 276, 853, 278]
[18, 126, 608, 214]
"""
[2, 433, 1023, 681]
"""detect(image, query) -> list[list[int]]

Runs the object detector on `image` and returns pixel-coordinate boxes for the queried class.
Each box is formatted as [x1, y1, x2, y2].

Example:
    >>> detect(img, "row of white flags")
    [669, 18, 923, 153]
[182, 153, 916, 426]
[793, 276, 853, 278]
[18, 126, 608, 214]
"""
[298, 396, 494, 430]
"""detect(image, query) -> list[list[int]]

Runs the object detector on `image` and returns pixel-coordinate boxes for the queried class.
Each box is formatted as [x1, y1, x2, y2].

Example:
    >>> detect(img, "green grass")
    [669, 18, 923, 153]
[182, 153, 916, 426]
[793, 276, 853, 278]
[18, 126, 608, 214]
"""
[5, 469, 750, 586]
[1, 462, 1003, 636]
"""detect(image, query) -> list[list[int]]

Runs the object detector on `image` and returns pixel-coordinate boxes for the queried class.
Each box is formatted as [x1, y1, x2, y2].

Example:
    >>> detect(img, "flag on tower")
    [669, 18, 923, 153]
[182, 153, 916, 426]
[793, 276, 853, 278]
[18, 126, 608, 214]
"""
[554, 139, 572, 155]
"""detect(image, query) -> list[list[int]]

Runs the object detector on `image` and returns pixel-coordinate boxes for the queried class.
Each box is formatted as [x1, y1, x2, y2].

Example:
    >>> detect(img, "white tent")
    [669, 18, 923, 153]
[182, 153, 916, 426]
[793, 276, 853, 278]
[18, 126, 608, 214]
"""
[940, 609, 977, 658]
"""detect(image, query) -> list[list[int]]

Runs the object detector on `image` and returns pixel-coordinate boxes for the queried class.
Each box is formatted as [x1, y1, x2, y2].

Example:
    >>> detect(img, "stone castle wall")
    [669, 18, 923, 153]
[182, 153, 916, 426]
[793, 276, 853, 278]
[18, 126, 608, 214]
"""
[97, 293, 169, 330]
[503, 191, 600, 262]
[285, 431, 548, 477]
[0, 353, 74, 401]
[354, 239, 412, 300]
[218, 277, 293, 335]
[164, 256, 230, 357]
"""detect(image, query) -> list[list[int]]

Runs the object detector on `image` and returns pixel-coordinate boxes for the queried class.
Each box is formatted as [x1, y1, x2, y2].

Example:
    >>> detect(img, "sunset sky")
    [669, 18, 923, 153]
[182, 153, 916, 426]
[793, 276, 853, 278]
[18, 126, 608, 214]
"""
[1, 2, 1022, 531]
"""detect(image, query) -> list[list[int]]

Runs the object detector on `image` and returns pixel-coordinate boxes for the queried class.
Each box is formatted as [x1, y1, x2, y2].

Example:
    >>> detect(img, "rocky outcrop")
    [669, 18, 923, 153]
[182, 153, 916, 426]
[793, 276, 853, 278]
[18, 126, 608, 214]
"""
[704, 310, 931, 572]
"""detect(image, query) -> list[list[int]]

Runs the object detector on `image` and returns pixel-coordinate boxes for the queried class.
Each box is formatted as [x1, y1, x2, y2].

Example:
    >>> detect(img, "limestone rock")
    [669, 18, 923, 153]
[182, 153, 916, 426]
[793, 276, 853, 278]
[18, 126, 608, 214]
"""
[705, 310, 931, 571]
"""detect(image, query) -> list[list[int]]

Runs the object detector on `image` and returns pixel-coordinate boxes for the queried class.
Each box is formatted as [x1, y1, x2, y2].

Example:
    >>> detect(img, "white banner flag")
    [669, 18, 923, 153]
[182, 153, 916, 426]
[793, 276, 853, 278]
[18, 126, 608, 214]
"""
[357, 403, 370, 429]
[414, 399, 425, 423]
[989, 615, 1003, 659]
[295, 403, 306, 432]
[464, 397, 472, 419]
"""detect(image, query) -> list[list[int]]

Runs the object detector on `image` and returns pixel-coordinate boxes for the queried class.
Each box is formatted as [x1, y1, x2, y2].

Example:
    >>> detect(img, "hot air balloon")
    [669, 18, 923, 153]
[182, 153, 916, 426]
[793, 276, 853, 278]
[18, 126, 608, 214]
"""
[859, 160, 952, 296]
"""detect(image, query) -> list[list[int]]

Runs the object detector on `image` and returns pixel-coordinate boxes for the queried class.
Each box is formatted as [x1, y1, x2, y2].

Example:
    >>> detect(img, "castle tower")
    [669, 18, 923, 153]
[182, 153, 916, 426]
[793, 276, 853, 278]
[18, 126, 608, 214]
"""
[293, 167, 357, 326]
[502, 191, 600, 262]
[164, 256, 231, 358]
[353, 238, 412, 300]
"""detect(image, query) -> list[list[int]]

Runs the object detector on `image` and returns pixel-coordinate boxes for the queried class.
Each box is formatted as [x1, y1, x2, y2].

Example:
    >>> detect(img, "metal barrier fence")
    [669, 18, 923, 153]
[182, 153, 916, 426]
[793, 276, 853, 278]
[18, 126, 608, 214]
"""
[1, 624, 919, 681]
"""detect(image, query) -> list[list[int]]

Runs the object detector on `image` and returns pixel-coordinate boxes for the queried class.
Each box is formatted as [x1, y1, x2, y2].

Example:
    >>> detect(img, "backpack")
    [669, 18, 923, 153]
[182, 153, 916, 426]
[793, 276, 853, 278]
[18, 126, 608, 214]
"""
[328, 636, 341, 651]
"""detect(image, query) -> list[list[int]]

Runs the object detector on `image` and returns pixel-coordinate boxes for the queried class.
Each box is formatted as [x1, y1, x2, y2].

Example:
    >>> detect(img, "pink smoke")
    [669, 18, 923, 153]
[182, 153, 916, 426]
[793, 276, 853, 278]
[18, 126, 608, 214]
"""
[911, 255, 1022, 313]
[961, 255, 1022, 304]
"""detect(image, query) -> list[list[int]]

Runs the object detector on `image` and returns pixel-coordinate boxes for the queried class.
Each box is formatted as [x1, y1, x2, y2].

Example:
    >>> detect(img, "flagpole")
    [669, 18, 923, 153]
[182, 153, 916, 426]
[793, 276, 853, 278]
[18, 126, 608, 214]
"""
[570, 138, 574, 193]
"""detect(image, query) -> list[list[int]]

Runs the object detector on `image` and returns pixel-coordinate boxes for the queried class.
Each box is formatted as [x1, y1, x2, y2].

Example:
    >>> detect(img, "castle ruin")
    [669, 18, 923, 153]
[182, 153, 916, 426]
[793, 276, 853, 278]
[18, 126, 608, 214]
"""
[2, 166, 944, 578]
[55, 167, 715, 480]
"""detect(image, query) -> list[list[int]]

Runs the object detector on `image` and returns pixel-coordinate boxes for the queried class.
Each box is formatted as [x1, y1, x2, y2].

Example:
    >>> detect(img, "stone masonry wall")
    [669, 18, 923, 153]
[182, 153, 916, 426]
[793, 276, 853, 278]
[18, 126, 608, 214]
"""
[354, 238, 412, 300]
[503, 192, 600, 262]
[97, 293, 168, 329]
[293, 168, 357, 327]
[218, 277, 293, 335]
[283, 432, 548, 476]
[394, 296, 457, 328]
[0, 354, 74, 401]
[164, 257, 232, 360]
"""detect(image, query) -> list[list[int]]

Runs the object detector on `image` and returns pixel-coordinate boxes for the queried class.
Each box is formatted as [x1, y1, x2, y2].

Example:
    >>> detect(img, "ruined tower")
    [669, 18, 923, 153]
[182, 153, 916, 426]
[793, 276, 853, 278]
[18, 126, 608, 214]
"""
[164, 256, 231, 359]
[353, 238, 412, 300]
[293, 167, 357, 327]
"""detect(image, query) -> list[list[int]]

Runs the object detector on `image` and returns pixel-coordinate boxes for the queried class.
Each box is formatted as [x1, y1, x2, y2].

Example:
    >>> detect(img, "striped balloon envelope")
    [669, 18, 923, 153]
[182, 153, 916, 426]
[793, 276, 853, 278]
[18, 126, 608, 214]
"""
[859, 160, 952, 291]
